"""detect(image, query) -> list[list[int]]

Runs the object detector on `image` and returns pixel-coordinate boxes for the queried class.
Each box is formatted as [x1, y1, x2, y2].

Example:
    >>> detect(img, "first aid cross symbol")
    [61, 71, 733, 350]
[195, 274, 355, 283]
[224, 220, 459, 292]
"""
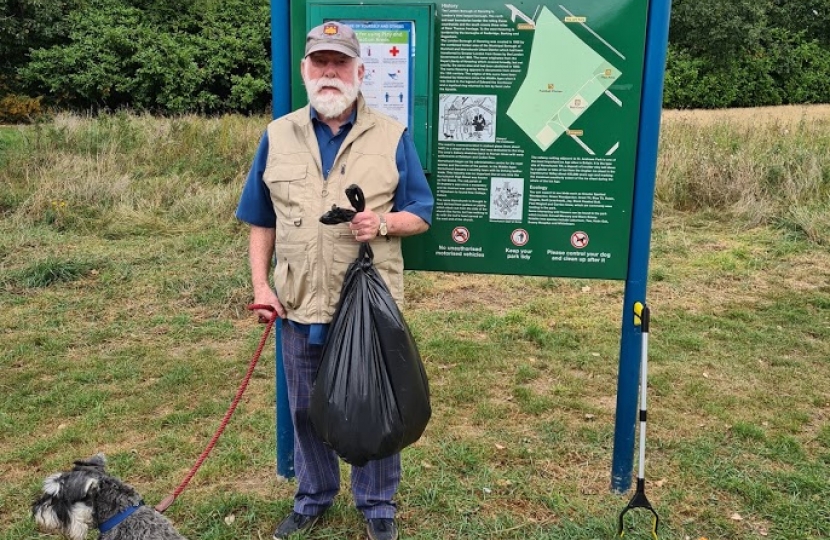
[389, 46, 400, 57]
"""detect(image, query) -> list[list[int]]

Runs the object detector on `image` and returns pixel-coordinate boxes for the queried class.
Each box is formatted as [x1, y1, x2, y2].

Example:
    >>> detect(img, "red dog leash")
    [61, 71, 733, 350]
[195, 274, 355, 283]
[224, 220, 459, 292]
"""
[155, 304, 278, 513]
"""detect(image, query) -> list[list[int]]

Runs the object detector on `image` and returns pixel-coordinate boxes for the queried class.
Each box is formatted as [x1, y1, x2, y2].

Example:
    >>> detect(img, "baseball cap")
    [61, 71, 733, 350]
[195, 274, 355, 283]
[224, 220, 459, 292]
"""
[305, 22, 361, 58]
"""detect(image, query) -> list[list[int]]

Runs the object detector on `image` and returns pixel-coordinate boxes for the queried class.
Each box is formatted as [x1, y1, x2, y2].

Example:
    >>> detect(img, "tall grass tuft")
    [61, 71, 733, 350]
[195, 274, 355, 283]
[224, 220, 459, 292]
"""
[657, 114, 830, 242]
[2, 110, 828, 244]
[4, 257, 97, 288]
[2, 112, 264, 233]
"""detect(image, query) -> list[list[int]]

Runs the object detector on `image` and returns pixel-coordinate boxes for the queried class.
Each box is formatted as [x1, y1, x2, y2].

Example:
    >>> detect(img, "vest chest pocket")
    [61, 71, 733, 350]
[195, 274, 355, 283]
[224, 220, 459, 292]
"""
[263, 164, 308, 221]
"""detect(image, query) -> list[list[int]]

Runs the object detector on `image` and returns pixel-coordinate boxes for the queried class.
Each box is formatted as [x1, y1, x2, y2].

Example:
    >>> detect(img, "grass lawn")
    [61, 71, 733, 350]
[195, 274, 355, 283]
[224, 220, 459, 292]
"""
[1, 110, 829, 539]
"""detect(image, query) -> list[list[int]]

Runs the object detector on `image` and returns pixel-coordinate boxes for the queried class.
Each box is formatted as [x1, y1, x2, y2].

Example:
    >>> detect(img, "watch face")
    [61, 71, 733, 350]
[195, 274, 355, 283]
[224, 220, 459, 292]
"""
[380, 222, 388, 236]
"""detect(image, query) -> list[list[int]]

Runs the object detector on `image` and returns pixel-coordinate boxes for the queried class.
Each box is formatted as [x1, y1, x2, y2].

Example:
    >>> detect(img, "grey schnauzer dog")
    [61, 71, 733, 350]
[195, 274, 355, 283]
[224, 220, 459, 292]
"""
[32, 454, 186, 539]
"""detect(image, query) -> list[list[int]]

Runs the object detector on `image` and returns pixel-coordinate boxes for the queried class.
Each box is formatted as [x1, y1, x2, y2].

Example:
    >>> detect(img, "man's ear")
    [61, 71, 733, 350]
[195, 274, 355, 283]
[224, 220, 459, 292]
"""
[357, 62, 365, 84]
[300, 58, 309, 84]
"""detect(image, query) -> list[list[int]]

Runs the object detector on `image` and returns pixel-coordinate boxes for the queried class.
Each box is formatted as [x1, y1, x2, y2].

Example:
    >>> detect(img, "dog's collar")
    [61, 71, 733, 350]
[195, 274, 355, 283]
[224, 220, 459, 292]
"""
[98, 501, 144, 534]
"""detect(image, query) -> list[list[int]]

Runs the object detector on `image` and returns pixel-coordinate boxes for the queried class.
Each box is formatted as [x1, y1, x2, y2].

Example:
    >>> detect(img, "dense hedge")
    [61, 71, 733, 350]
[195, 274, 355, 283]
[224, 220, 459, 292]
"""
[2, 0, 829, 120]
[664, 0, 830, 108]
[2, 0, 271, 118]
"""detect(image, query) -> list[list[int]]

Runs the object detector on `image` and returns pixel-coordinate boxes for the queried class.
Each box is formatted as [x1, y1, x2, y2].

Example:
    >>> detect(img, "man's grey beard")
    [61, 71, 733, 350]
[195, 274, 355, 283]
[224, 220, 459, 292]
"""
[305, 75, 360, 119]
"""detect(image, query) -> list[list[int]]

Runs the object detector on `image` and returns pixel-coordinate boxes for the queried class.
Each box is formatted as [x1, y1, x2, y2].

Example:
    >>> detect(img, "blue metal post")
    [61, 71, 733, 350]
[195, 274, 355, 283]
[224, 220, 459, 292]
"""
[271, 0, 292, 118]
[610, 0, 672, 494]
[271, 0, 295, 480]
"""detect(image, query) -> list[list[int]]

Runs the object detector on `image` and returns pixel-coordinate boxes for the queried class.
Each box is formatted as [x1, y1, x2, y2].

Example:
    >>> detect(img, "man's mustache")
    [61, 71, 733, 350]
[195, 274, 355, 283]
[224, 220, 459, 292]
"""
[307, 78, 350, 93]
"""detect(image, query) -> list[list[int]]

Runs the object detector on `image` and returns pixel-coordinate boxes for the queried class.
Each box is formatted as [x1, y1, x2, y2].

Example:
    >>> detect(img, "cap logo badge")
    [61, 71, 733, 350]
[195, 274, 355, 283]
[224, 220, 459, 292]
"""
[323, 24, 339, 36]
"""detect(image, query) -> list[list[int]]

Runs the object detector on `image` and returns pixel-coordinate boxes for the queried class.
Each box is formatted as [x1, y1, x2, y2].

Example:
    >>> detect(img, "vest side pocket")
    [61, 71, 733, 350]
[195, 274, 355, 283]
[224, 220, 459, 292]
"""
[263, 164, 308, 221]
[331, 241, 363, 295]
[330, 240, 403, 304]
[274, 242, 310, 311]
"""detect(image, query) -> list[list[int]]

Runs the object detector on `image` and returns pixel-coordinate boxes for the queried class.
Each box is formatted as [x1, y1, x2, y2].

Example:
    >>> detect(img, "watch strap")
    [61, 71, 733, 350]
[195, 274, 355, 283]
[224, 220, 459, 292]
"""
[378, 214, 388, 236]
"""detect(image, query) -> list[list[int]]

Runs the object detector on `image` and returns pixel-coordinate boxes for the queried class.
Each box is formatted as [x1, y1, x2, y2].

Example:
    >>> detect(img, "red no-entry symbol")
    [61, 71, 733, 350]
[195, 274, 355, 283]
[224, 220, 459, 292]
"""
[571, 231, 589, 249]
[452, 226, 470, 244]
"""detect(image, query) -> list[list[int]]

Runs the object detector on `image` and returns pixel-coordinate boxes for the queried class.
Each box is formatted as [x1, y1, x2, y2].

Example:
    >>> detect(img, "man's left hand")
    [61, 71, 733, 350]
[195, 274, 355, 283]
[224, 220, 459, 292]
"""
[350, 210, 380, 242]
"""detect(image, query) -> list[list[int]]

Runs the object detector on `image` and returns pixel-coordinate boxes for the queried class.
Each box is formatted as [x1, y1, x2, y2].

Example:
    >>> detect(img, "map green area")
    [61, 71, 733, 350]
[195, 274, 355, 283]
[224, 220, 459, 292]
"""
[507, 7, 621, 151]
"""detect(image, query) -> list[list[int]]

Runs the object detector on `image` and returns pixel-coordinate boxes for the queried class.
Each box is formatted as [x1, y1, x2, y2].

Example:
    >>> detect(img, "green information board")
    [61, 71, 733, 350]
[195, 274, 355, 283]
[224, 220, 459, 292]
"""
[402, 1, 649, 280]
[279, 0, 670, 492]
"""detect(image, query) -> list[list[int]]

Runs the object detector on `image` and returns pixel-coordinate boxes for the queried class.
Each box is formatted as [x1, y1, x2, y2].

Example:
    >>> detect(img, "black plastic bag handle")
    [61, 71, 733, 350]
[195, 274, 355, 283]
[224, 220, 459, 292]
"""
[359, 240, 374, 262]
[348, 185, 374, 263]
[345, 184, 365, 212]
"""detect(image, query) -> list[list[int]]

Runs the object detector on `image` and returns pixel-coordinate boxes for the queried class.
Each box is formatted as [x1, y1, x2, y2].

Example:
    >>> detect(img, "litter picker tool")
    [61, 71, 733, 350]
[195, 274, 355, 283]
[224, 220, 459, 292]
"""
[617, 301, 660, 539]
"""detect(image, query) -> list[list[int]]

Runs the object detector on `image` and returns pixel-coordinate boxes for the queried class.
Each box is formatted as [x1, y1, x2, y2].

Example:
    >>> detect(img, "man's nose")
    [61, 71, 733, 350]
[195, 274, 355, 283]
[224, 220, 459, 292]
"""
[321, 61, 338, 76]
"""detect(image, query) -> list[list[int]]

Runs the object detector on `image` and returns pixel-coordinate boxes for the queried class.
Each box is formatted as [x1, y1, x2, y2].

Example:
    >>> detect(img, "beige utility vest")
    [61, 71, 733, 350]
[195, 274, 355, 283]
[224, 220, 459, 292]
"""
[263, 97, 406, 324]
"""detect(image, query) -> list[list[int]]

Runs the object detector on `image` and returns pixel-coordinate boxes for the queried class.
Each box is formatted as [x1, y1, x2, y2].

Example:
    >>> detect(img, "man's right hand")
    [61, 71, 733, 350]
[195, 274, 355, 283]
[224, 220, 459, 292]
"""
[253, 289, 286, 322]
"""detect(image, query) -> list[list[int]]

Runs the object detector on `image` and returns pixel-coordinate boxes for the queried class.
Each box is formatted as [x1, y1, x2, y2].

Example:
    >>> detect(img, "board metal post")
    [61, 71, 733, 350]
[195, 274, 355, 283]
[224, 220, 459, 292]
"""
[271, 0, 295, 480]
[610, 0, 672, 494]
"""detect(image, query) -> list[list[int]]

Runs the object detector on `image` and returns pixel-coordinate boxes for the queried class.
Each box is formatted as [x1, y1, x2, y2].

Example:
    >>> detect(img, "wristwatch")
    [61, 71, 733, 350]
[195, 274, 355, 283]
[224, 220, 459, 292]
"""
[378, 214, 388, 237]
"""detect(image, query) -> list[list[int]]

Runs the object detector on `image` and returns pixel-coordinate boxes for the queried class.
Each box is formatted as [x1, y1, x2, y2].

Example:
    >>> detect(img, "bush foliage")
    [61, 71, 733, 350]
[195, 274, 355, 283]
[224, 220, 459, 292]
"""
[0, 94, 43, 123]
[2, 0, 271, 116]
[1, 0, 829, 116]
[664, 0, 830, 108]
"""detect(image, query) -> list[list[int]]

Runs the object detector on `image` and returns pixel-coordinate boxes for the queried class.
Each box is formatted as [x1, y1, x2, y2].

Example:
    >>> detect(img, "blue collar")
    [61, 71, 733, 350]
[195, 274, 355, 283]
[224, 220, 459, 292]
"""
[98, 502, 143, 534]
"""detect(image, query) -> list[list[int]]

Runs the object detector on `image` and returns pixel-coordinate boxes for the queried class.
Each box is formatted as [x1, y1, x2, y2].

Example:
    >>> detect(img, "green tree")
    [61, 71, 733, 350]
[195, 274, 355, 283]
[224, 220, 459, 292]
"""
[127, 0, 199, 30]
[669, 0, 768, 63]
[19, 1, 148, 110]
[18, 0, 271, 113]
[665, 0, 830, 107]
[188, 0, 271, 112]
[769, 0, 830, 47]
[0, 0, 81, 93]
[762, 26, 830, 103]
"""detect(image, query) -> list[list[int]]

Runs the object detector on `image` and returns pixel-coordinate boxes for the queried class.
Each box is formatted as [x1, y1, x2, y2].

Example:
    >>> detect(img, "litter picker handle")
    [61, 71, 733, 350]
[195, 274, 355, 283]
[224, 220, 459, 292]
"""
[635, 302, 649, 481]
[618, 302, 659, 539]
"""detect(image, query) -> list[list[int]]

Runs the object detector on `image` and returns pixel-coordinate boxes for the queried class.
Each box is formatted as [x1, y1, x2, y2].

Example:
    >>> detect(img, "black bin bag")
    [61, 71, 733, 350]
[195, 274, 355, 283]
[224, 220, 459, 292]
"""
[310, 186, 431, 467]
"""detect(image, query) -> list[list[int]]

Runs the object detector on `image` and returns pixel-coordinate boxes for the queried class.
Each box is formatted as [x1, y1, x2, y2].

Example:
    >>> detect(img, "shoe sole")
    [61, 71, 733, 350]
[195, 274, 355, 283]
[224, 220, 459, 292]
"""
[365, 523, 398, 540]
[273, 515, 321, 539]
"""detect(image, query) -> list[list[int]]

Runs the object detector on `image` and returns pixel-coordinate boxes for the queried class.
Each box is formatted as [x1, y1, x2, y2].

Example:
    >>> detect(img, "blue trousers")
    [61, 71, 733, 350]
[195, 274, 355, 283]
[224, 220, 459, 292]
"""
[281, 322, 400, 518]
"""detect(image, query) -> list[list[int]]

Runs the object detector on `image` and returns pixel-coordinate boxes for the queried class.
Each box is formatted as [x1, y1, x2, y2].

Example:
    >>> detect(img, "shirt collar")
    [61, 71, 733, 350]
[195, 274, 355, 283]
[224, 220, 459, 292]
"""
[310, 105, 357, 128]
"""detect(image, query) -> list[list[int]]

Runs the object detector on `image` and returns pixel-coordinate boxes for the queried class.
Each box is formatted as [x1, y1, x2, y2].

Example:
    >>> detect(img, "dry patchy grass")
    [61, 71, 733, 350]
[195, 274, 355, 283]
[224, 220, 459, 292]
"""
[662, 103, 830, 126]
[1, 108, 829, 539]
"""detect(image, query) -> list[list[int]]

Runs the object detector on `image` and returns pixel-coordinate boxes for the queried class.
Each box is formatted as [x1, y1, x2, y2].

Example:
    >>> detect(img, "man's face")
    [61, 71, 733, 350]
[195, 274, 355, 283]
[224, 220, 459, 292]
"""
[302, 51, 364, 119]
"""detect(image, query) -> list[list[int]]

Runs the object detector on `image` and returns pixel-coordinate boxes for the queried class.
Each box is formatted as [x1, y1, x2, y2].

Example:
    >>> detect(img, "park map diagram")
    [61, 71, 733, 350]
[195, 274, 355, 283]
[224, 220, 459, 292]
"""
[506, 5, 622, 152]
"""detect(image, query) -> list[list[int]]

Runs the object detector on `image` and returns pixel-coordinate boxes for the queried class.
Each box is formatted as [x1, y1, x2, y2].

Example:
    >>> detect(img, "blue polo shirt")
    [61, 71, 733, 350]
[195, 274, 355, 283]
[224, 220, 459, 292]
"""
[236, 108, 433, 228]
[236, 107, 434, 343]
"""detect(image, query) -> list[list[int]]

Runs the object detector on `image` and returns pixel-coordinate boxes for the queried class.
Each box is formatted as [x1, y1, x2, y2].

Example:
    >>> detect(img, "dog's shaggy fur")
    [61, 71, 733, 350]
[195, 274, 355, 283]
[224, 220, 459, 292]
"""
[32, 454, 186, 540]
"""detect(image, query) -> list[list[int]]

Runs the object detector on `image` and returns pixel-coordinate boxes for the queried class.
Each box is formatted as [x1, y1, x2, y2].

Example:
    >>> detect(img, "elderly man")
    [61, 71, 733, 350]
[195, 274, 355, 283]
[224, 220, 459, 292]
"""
[235, 21, 433, 540]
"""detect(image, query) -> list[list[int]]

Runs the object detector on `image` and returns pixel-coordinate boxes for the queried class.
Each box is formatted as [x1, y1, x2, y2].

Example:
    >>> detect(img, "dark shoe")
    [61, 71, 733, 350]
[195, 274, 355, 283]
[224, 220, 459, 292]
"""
[272, 512, 321, 539]
[366, 517, 398, 540]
